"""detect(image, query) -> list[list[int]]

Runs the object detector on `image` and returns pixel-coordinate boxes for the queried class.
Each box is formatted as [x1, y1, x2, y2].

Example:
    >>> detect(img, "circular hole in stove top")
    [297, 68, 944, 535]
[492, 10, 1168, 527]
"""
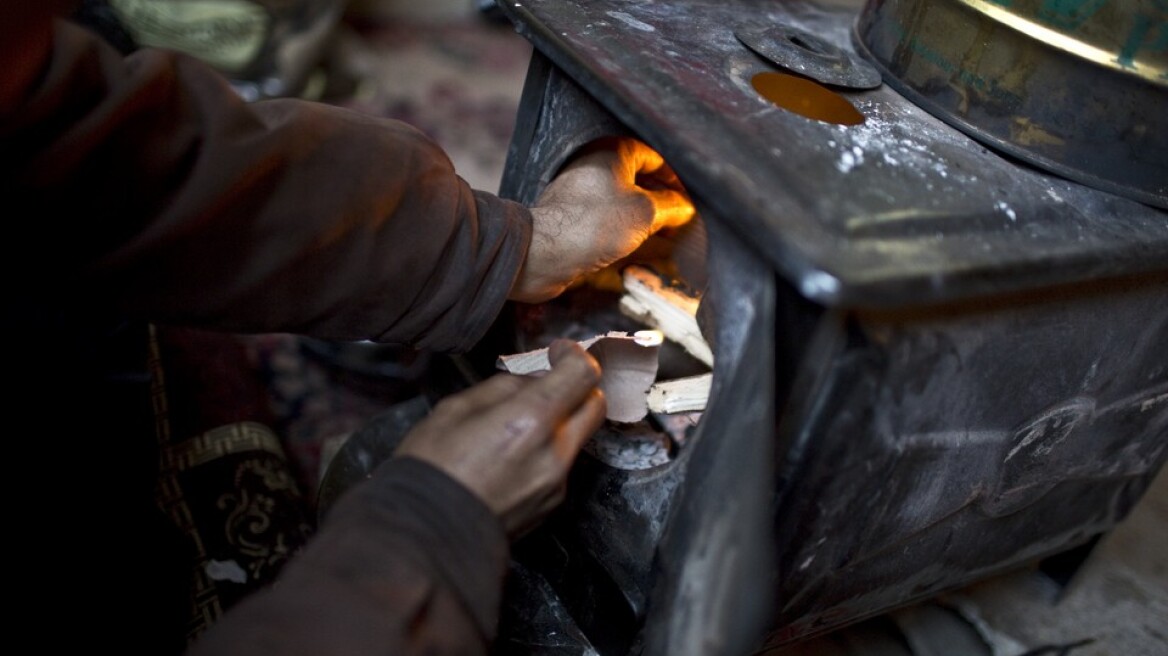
[751, 71, 865, 125]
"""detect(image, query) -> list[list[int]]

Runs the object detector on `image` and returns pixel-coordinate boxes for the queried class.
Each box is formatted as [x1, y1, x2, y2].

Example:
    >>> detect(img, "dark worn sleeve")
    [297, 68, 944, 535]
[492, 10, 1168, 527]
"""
[1, 9, 531, 352]
[187, 457, 510, 656]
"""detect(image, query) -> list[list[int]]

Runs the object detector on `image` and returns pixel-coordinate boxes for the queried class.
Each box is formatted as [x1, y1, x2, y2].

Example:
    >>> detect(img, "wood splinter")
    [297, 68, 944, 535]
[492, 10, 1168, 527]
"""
[619, 266, 713, 367]
[497, 331, 663, 423]
[647, 373, 712, 414]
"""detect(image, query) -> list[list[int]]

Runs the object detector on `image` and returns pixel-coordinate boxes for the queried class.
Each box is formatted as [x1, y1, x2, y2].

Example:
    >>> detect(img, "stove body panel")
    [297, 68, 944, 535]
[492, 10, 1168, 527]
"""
[489, 1, 1168, 654]
[497, 0, 1168, 309]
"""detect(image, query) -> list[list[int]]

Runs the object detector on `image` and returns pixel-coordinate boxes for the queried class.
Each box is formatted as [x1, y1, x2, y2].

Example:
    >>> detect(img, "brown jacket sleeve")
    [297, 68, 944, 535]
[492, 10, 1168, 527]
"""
[186, 457, 510, 656]
[1, 9, 531, 352]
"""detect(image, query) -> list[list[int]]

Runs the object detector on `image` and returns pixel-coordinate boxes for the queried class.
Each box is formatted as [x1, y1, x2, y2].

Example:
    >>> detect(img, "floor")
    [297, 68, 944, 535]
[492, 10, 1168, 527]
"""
[247, 2, 1167, 654]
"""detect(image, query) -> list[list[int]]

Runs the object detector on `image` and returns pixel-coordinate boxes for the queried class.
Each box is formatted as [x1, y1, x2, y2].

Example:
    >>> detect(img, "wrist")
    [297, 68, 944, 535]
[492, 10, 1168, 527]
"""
[510, 205, 586, 303]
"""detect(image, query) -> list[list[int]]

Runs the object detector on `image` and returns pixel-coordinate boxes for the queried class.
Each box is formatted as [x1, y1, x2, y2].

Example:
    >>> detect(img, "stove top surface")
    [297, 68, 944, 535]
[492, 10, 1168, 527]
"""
[499, 0, 1168, 307]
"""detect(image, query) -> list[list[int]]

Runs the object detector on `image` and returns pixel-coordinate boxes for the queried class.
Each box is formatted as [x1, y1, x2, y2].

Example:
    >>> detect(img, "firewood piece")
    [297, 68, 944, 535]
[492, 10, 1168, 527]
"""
[496, 331, 663, 423]
[619, 266, 713, 367]
[647, 373, 712, 414]
[496, 331, 622, 375]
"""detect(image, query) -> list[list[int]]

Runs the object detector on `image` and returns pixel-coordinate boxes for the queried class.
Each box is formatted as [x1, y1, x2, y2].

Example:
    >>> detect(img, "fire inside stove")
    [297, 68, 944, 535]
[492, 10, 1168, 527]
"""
[487, 209, 733, 655]
[502, 228, 712, 471]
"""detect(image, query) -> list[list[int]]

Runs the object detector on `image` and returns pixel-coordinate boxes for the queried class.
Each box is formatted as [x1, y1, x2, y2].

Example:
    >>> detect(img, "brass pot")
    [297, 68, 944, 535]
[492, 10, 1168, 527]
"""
[854, 0, 1167, 209]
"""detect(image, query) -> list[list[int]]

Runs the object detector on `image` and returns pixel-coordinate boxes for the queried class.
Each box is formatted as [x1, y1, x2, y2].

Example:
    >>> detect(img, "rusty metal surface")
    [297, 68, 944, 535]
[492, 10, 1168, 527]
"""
[496, 0, 1168, 309]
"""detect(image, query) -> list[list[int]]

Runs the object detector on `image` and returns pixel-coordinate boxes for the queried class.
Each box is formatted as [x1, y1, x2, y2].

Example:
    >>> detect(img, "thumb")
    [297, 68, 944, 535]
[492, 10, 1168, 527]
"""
[613, 139, 695, 230]
[618, 138, 668, 181]
[643, 186, 696, 230]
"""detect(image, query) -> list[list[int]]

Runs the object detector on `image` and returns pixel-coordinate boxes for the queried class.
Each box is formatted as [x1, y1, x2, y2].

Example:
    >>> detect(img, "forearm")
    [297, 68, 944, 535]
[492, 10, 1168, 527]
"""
[187, 457, 509, 656]
[3, 17, 531, 351]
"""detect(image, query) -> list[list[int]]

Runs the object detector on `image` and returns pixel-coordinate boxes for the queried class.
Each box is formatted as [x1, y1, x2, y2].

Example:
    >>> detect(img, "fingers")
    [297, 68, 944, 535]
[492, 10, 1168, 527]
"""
[618, 138, 667, 179]
[579, 137, 670, 186]
[554, 388, 606, 462]
[543, 340, 605, 459]
[428, 343, 600, 434]
[519, 339, 602, 420]
[547, 337, 598, 370]
[645, 187, 696, 230]
[436, 372, 528, 416]
[611, 138, 695, 231]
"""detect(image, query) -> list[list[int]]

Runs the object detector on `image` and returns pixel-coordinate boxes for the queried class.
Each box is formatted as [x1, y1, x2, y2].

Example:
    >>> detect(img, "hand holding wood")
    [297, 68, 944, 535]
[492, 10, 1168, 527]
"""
[394, 339, 606, 538]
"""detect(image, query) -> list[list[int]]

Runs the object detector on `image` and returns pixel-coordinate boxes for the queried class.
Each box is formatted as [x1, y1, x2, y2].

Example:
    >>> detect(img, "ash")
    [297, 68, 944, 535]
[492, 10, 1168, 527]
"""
[585, 421, 673, 470]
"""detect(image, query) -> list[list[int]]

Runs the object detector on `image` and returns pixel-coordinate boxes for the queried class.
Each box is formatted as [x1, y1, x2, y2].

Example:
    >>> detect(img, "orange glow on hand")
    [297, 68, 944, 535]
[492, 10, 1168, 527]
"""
[618, 140, 696, 231]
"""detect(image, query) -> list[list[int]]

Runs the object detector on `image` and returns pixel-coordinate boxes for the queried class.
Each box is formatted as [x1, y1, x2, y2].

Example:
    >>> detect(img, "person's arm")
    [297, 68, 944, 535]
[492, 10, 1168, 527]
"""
[4, 10, 529, 351]
[188, 340, 606, 656]
[189, 457, 509, 656]
[3, 10, 692, 353]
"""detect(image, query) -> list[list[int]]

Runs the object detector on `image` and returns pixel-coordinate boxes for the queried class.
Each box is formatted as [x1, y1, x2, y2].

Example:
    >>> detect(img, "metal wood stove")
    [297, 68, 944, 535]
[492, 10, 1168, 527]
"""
[482, 0, 1168, 654]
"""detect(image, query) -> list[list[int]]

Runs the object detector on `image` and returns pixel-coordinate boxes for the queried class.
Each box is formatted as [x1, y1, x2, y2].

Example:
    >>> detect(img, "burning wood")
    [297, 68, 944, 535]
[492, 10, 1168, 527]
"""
[619, 266, 713, 367]
[497, 331, 663, 423]
[497, 268, 714, 424]
[648, 373, 711, 414]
